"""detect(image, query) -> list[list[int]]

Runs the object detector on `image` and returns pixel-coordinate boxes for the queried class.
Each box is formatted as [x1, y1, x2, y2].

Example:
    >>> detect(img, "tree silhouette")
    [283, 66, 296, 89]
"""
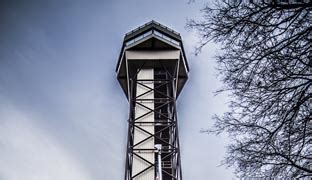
[187, 0, 312, 178]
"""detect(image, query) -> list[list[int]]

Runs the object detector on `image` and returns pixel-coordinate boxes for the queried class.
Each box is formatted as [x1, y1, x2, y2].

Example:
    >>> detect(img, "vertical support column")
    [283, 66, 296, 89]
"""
[172, 77, 182, 180]
[132, 69, 155, 180]
[125, 78, 133, 180]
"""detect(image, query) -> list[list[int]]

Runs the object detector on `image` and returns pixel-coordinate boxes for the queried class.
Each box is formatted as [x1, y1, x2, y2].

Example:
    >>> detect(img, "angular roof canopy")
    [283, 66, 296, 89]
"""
[116, 20, 189, 99]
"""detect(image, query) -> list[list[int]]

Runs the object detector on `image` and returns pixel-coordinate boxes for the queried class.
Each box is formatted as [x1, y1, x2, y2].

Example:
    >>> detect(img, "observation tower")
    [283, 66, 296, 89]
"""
[116, 20, 189, 180]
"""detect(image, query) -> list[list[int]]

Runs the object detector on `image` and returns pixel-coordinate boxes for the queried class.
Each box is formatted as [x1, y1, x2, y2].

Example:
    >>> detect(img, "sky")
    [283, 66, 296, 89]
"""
[0, 0, 235, 179]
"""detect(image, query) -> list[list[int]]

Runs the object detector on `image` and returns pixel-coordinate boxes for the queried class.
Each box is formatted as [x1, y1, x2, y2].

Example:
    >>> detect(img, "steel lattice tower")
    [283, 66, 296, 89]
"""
[116, 21, 189, 180]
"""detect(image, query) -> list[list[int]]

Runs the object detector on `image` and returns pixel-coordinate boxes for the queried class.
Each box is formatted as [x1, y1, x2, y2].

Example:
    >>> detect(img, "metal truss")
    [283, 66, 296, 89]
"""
[124, 63, 182, 180]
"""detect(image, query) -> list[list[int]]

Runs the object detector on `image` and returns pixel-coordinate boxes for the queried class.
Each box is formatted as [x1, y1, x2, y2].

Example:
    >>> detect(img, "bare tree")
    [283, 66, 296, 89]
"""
[187, 0, 312, 178]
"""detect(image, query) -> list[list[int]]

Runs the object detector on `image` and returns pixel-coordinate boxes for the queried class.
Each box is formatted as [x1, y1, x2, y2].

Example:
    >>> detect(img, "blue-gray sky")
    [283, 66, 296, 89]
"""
[0, 0, 235, 179]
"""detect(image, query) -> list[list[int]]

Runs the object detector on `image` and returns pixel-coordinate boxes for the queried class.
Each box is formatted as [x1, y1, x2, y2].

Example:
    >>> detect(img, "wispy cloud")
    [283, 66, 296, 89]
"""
[0, 105, 92, 180]
[0, 0, 235, 179]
